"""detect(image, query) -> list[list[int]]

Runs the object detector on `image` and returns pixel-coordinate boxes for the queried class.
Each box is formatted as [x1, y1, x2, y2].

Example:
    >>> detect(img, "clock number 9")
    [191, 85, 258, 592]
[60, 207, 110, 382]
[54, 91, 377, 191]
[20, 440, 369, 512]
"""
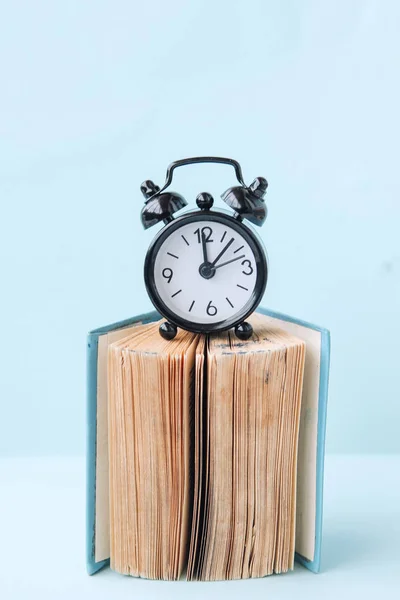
[162, 268, 173, 283]
[241, 259, 253, 276]
[206, 300, 218, 316]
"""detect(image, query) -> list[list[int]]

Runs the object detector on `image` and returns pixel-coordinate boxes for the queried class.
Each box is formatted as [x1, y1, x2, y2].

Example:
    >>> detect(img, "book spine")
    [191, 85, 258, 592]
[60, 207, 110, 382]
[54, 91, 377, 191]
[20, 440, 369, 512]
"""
[86, 332, 110, 575]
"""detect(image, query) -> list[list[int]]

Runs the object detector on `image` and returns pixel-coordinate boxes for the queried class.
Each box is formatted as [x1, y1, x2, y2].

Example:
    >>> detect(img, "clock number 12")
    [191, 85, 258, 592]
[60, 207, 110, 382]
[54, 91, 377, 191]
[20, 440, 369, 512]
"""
[194, 227, 213, 243]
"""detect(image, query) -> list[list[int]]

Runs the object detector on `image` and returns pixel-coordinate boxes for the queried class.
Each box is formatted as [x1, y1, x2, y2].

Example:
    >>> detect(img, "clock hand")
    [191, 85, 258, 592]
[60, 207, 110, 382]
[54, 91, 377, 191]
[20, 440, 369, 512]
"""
[214, 254, 245, 270]
[201, 230, 209, 264]
[210, 237, 235, 267]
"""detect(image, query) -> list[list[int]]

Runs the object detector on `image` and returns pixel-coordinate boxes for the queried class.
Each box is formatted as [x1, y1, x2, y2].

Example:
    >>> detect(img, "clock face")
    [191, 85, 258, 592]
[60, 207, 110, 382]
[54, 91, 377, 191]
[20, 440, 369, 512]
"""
[145, 213, 267, 332]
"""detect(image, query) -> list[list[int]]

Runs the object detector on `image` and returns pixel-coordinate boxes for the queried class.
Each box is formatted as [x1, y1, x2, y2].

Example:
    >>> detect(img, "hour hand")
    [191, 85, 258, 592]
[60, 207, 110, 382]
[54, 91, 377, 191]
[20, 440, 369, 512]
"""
[201, 231, 209, 264]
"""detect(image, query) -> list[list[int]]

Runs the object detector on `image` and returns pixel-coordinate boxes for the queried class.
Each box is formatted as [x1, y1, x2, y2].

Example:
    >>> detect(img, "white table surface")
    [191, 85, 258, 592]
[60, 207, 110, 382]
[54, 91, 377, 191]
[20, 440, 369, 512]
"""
[0, 455, 399, 599]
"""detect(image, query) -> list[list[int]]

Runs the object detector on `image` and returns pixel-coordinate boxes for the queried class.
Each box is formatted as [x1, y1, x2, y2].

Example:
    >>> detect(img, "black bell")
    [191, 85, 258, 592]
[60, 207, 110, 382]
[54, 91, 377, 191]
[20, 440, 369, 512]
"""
[140, 180, 187, 229]
[221, 177, 268, 226]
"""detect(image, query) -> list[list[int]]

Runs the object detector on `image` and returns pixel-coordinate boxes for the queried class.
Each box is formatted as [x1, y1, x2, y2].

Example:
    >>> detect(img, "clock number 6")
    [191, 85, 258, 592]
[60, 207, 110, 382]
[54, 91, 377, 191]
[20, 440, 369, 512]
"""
[206, 300, 218, 316]
[241, 259, 253, 275]
[162, 268, 173, 283]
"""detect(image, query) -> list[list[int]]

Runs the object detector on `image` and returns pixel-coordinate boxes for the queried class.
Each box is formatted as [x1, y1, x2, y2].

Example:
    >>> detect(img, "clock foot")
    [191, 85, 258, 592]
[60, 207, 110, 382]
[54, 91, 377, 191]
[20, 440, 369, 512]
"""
[234, 321, 253, 341]
[159, 321, 178, 340]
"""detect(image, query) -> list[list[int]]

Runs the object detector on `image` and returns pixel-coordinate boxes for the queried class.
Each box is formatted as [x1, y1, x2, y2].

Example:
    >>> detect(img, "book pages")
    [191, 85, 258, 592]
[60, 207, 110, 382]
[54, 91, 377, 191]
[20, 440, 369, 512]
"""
[102, 313, 307, 579]
[187, 315, 305, 579]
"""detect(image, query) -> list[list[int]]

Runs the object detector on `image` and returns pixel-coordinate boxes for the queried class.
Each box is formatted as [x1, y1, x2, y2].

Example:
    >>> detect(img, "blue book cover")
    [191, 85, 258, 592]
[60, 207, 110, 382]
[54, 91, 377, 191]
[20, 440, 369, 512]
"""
[86, 307, 330, 577]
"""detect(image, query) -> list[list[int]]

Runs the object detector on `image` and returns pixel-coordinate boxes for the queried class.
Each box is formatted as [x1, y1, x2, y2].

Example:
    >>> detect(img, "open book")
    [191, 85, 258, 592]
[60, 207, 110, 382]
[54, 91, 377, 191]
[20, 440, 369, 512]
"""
[87, 307, 330, 579]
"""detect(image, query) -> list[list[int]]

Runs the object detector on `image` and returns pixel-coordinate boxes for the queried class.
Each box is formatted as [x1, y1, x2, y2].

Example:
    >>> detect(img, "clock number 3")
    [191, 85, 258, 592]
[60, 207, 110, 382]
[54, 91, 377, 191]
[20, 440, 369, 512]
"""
[241, 259, 253, 275]
[206, 300, 218, 316]
[162, 268, 173, 283]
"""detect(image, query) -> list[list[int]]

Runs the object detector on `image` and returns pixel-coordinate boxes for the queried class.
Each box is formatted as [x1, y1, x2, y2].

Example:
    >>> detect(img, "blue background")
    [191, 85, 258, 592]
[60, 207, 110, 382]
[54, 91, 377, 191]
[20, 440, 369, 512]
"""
[1, 0, 399, 456]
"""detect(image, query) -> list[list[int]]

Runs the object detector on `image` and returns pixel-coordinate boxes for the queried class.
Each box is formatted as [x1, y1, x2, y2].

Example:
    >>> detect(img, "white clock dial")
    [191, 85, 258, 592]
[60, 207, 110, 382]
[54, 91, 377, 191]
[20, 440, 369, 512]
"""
[153, 219, 259, 325]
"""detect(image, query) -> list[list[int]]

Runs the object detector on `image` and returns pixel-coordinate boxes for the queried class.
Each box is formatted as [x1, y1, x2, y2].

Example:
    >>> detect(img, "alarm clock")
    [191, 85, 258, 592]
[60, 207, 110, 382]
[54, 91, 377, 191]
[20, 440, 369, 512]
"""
[140, 157, 268, 340]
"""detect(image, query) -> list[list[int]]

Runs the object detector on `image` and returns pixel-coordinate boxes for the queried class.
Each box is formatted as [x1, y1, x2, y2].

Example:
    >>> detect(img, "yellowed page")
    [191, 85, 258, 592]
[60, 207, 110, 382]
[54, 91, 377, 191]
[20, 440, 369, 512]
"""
[95, 321, 149, 562]
[250, 313, 321, 561]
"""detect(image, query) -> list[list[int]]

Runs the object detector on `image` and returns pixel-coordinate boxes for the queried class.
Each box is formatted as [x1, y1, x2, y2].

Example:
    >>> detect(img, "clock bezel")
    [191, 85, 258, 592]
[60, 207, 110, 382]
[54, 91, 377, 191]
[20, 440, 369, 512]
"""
[144, 210, 268, 334]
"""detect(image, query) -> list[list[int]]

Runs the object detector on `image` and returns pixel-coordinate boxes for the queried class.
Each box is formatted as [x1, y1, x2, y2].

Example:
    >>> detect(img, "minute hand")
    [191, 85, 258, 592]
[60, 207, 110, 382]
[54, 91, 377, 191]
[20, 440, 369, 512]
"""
[210, 237, 235, 267]
[214, 254, 245, 270]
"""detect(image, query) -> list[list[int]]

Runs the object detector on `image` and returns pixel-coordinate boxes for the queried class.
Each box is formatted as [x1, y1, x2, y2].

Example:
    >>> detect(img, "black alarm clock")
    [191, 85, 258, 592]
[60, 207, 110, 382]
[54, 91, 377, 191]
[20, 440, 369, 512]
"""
[140, 157, 268, 340]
